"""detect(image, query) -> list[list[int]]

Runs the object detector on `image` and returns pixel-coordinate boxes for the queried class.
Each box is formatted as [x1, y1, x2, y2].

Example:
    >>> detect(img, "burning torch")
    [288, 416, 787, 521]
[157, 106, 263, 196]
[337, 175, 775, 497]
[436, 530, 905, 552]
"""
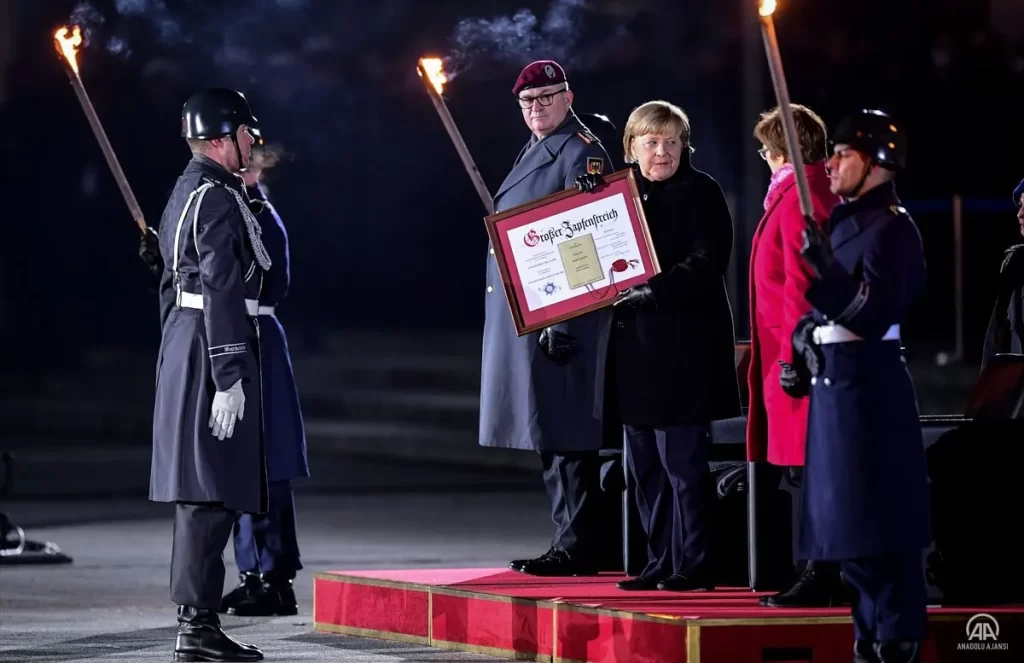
[416, 57, 494, 215]
[54, 26, 161, 276]
[757, 1, 814, 226]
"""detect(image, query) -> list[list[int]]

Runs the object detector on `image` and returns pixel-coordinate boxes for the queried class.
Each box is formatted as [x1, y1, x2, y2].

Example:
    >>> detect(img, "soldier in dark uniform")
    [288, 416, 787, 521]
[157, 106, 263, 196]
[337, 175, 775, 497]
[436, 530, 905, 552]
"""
[150, 88, 269, 662]
[790, 110, 929, 663]
[981, 177, 1024, 367]
[219, 133, 310, 617]
[480, 61, 617, 576]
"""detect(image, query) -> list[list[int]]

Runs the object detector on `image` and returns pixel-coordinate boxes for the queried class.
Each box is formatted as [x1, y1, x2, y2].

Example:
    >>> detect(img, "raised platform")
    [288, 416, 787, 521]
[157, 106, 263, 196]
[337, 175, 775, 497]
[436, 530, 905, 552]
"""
[313, 568, 1021, 662]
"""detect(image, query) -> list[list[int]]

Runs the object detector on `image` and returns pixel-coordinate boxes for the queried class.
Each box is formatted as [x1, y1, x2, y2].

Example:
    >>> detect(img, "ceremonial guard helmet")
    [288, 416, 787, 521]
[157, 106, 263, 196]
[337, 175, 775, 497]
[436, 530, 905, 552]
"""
[831, 109, 907, 171]
[181, 88, 259, 140]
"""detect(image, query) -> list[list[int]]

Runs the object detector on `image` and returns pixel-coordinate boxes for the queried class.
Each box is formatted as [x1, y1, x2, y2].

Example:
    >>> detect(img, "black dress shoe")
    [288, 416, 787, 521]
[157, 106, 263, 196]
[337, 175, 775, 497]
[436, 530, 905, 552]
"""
[874, 641, 921, 663]
[229, 576, 298, 617]
[617, 574, 665, 591]
[510, 547, 556, 572]
[854, 640, 879, 663]
[219, 573, 261, 614]
[759, 564, 847, 607]
[174, 605, 263, 662]
[516, 548, 599, 577]
[657, 573, 715, 592]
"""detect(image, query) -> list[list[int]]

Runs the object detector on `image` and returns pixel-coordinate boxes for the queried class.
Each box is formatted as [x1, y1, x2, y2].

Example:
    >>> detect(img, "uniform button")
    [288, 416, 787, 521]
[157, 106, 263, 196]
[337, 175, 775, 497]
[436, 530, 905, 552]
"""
[487, 285, 494, 293]
[489, 247, 495, 255]
[811, 377, 817, 386]
[823, 377, 832, 386]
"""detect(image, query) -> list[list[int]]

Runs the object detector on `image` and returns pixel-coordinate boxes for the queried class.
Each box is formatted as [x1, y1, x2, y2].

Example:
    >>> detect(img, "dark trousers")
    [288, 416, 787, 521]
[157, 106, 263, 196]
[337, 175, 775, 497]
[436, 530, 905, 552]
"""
[540, 451, 605, 557]
[624, 424, 712, 578]
[232, 480, 302, 580]
[784, 467, 838, 578]
[171, 503, 237, 611]
[840, 554, 928, 642]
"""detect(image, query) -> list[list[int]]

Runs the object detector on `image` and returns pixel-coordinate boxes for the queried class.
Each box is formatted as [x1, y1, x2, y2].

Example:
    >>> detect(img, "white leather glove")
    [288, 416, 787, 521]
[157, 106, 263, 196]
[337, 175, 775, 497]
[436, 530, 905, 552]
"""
[209, 379, 245, 440]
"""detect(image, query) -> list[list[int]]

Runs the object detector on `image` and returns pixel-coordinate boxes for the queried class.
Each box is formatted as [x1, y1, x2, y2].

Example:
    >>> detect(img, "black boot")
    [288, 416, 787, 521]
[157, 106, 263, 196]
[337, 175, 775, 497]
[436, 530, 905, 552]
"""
[874, 641, 921, 663]
[228, 574, 298, 617]
[219, 573, 261, 614]
[759, 561, 847, 607]
[174, 605, 263, 662]
[854, 640, 879, 663]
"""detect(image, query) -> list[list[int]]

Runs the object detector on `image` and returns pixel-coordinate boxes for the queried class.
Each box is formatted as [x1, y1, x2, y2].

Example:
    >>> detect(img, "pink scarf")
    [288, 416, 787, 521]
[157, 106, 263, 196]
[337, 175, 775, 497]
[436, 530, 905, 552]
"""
[763, 163, 795, 210]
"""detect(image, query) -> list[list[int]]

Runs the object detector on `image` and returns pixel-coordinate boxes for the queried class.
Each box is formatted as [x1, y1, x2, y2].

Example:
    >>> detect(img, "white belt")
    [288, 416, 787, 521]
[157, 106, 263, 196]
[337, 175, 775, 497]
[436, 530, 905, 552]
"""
[258, 305, 275, 317]
[813, 323, 900, 345]
[177, 291, 259, 317]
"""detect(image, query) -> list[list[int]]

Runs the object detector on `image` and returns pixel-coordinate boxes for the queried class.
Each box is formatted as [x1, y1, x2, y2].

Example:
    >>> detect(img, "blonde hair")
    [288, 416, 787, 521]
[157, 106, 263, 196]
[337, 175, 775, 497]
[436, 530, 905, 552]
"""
[623, 100, 692, 163]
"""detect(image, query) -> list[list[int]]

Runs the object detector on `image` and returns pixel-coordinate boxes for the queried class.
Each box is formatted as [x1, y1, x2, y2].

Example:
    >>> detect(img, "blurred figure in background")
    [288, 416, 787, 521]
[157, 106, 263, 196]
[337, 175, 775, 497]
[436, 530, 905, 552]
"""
[220, 131, 310, 617]
[745, 104, 845, 608]
[981, 177, 1024, 367]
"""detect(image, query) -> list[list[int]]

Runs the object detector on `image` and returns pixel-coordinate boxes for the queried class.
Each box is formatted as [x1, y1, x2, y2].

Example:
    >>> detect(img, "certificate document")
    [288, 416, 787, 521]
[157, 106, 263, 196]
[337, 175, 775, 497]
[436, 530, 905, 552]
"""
[485, 168, 661, 336]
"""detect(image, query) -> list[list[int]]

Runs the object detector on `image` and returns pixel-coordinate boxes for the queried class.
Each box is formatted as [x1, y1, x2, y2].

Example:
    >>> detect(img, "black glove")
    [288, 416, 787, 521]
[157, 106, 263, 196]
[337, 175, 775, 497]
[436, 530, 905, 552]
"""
[138, 226, 164, 283]
[613, 284, 655, 309]
[778, 360, 810, 398]
[538, 327, 579, 365]
[791, 313, 824, 377]
[574, 172, 605, 193]
[800, 218, 834, 279]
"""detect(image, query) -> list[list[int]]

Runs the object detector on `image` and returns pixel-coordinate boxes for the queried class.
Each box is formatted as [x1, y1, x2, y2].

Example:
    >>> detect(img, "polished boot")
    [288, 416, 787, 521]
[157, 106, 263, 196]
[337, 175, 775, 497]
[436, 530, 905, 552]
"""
[854, 640, 879, 663]
[229, 575, 298, 617]
[874, 641, 921, 663]
[219, 573, 261, 614]
[174, 605, 263, 662]
[657, 572, 715, 592]
[760, 561, 847, 607]
[616, 574, 666, 591]
[510, 547, 556, 572]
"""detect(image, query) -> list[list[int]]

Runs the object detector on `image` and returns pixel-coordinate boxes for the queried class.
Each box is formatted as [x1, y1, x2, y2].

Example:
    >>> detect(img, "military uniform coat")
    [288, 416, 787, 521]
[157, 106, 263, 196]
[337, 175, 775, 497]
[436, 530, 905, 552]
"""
[247, 183, 310, 483]
[599, 159, 741, 427]
[798, 181, 931, 560]
[150, 155, 268, 515]
[746, 163, 838, 466]
[479, 114, 613, 452]
[981, 243, 1024, 367]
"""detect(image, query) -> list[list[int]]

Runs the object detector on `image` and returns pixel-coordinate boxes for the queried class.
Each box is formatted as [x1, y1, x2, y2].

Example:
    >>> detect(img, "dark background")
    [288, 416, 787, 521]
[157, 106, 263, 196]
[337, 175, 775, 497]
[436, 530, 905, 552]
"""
[0, 0, 1021, 402]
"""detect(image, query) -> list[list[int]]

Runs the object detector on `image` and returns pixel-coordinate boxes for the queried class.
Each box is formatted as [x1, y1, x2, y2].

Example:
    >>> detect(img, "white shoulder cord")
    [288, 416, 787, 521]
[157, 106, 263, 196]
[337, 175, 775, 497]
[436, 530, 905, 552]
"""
[172, 182, 214, 305]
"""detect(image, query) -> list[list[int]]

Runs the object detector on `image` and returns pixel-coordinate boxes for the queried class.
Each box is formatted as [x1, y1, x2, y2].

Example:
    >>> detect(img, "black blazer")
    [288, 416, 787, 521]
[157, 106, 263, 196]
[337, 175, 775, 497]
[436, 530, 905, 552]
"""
[606, 159, 741, 427]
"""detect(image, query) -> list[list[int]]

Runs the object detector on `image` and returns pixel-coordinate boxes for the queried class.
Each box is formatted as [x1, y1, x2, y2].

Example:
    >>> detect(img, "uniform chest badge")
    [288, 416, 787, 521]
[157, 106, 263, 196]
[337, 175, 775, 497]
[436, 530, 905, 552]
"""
[587, 157, 604, 175]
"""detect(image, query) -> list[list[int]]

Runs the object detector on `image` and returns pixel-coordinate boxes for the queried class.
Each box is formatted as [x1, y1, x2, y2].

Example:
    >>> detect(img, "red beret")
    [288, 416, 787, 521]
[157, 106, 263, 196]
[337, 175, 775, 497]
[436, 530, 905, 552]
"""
[512, 60, 567, 96]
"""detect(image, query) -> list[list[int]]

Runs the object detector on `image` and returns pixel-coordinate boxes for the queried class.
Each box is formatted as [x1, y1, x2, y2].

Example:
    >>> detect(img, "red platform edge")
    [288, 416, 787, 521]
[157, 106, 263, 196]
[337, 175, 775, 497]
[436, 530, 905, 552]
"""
[313, 569, 1024, 662]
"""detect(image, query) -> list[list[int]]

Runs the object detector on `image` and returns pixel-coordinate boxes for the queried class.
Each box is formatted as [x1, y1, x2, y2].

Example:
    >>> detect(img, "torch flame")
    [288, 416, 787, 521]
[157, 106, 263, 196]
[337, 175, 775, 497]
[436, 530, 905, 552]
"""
[759, 0, 777, 17]
[55, 25, 83, 76]
[418, 57, 447, 95]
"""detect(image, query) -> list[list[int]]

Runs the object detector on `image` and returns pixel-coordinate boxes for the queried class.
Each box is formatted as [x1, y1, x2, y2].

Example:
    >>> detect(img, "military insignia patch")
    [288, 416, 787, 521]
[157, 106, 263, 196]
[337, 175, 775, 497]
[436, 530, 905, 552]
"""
[587, 157, 604, 175]
[576, 130, 596, 145]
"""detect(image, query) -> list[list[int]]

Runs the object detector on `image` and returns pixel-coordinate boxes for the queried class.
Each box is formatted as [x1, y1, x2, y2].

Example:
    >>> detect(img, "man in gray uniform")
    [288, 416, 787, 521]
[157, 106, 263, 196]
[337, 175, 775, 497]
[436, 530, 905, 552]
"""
[480, 60, 615, 576]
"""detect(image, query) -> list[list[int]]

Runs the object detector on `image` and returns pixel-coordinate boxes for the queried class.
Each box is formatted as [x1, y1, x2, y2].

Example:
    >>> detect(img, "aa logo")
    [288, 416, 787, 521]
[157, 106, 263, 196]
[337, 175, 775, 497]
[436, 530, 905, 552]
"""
[967, 614, 999, 641]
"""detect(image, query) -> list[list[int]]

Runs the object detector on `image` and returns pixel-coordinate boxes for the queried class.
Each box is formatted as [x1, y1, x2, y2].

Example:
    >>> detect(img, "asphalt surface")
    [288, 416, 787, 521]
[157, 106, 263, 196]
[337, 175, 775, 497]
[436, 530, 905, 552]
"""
[0, 456, 554, 663]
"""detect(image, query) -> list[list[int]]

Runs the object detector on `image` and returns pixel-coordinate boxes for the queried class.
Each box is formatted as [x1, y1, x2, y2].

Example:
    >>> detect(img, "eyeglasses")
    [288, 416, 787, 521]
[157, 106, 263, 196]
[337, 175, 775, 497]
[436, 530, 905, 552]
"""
[758, 147, 769, 160]
[517, 92, 561, 109]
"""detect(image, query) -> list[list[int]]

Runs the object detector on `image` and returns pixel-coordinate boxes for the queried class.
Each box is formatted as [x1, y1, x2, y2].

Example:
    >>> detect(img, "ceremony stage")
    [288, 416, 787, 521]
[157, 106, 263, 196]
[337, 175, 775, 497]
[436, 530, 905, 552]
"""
[312, 568, 1022, 662]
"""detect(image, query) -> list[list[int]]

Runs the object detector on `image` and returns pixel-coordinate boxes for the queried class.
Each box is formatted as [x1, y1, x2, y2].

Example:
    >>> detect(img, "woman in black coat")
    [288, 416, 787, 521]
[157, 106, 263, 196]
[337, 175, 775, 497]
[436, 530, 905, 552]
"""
[579, 100, 741, 591]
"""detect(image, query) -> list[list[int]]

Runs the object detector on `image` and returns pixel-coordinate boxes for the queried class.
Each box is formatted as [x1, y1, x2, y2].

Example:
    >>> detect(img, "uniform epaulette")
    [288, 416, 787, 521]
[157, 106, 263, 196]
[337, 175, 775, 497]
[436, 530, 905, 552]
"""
[576, 129, 598, 145]
[889, 204, 908, 217]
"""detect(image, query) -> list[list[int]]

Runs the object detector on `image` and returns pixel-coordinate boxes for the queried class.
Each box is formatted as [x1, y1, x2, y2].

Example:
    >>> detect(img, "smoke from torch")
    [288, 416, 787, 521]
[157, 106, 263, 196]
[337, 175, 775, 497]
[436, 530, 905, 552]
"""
[54, 24, 149, 236]
[416, 56, 494, 215]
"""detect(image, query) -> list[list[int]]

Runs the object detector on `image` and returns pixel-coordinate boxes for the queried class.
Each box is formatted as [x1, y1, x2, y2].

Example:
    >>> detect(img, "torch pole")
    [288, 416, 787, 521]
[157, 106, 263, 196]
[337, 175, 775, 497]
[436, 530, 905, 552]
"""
[60, 63, 148, 234]
[758, 9, 814, 225]
[416, 61, 494, 215]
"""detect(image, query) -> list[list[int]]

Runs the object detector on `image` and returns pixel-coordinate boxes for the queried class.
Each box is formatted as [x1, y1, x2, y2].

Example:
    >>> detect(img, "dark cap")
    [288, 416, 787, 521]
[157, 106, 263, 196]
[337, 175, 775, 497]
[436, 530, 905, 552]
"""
[1014, 178, 1024, 208]
[512, 60, 567, 96]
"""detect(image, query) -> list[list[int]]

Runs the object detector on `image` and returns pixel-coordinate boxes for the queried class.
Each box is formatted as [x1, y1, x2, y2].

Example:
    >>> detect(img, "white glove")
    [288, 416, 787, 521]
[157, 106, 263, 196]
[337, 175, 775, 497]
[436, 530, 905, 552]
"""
[209, 379, 245, 440]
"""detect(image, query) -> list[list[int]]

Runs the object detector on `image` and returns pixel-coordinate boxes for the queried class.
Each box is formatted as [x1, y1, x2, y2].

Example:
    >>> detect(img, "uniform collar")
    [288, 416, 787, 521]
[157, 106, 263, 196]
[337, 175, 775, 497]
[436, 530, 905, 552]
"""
[833, 179, 900, 222]
[187, 153, 243, 189]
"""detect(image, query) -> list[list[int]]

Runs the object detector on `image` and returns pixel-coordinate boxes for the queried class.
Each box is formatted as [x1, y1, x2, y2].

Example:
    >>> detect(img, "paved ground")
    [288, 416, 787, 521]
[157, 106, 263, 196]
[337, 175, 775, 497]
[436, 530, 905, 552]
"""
[0, 459, 555, 663]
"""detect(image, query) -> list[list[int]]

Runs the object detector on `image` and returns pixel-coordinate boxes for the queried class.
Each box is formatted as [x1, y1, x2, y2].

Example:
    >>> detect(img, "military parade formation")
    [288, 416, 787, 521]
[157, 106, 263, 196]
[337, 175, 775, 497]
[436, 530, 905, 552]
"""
[137, 49, 1024, 662]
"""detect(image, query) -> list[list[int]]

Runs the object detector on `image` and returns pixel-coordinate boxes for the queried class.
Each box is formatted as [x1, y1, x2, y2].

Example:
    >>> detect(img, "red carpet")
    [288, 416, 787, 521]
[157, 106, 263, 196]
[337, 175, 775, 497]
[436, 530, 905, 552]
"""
[313, 568, 1022, 662]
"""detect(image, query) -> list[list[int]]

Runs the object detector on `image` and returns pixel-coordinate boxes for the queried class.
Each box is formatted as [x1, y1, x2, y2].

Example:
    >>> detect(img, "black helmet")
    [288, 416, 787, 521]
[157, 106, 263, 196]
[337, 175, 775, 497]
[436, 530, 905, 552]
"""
[831, 109, 907, 171]
[181, 88, 258, 140]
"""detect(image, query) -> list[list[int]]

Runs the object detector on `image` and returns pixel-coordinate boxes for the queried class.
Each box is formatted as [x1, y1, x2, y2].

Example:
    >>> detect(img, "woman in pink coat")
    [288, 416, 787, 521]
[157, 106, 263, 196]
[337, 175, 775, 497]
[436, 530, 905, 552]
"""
[746, 104, 846, 608]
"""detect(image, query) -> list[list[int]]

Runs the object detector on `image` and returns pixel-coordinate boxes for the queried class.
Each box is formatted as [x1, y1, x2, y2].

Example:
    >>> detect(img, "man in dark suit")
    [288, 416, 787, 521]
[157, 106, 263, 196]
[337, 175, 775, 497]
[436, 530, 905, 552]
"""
[792, 110, 929, 663]
[151, 88, 268, 662]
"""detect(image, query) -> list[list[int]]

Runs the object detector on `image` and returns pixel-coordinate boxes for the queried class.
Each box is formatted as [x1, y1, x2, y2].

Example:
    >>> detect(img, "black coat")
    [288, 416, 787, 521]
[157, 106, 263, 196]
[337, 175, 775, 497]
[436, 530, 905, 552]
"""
[600, 160, 741, 427]
[150, 155, 268, 514]
[981, 243, 1024, 367]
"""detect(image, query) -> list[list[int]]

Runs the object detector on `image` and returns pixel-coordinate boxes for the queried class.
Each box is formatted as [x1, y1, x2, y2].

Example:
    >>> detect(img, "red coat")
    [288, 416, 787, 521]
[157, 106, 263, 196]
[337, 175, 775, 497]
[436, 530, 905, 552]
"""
[745, 162, 839, 466]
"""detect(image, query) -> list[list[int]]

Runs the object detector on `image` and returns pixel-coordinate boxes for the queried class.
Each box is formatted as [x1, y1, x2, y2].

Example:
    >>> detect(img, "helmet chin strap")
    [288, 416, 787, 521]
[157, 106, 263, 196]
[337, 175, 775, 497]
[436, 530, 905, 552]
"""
[231, 133, 247, 173]
[846, 158, 873, 199]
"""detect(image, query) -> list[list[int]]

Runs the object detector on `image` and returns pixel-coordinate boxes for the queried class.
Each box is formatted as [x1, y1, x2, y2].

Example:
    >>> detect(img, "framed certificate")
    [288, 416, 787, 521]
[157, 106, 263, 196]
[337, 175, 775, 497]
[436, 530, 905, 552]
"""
[484, 168, 661, 336]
